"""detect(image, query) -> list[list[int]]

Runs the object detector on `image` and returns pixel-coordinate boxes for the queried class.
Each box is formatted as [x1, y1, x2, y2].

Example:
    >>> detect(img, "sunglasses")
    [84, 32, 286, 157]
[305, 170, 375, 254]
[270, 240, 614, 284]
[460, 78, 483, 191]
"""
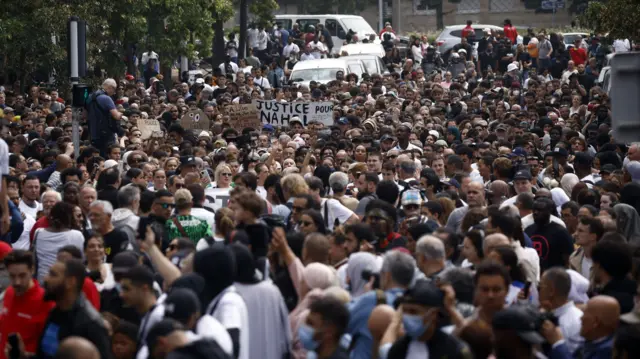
[158, 203, 176, 209]
[174, 184, 185, 189]
[221, 173, 232, 177]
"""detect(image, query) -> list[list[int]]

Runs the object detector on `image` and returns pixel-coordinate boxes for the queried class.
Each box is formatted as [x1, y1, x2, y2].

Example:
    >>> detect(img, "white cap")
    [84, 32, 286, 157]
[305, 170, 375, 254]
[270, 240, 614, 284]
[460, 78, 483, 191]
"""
[104, 160, 119, 170]
[507, 63, 519, 72]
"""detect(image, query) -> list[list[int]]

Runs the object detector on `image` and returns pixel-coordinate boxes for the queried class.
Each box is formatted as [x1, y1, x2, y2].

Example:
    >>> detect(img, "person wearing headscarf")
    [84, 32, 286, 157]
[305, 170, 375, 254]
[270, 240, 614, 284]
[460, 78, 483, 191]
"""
[613, 204, 640, 245]
[560, 173, 579, 197]
[230, 243, 292, 359]
[345, 252, 382, 299]
[551, 187, 570, 215]
[194, 245, 249, 359]
[289, 263, 338, 359]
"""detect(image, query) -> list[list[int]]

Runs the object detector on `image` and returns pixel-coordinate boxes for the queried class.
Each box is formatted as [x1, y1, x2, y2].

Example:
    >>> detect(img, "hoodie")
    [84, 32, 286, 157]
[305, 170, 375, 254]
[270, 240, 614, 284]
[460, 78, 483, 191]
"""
[613, 204, 640, 245]
[112, 207, 140, 246]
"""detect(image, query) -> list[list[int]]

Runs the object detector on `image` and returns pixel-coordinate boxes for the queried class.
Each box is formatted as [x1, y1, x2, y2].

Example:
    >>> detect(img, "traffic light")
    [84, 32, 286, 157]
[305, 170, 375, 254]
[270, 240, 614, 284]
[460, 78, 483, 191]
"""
[72, 84, 92, 107]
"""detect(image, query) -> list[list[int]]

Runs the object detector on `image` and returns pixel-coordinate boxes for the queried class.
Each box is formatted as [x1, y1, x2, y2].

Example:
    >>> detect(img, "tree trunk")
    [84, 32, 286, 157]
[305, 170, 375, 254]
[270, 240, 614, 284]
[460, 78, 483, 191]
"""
[212, 19, 226, 68]
[239, 0, 248, 59]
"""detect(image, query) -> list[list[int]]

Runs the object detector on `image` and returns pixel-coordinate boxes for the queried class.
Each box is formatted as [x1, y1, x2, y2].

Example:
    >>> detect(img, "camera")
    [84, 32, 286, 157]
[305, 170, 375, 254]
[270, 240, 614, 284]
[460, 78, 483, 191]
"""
[361, 269, 381, 290]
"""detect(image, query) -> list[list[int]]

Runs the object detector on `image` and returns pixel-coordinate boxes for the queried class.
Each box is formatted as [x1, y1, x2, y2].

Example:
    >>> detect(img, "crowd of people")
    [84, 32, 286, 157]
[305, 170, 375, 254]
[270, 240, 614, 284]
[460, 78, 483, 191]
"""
[0, 17, 639, 359]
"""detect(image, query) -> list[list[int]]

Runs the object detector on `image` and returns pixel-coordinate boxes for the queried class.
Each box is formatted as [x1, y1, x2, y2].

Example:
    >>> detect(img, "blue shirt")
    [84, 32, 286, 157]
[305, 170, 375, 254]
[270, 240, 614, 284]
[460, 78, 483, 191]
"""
[347, 288, 405, 359]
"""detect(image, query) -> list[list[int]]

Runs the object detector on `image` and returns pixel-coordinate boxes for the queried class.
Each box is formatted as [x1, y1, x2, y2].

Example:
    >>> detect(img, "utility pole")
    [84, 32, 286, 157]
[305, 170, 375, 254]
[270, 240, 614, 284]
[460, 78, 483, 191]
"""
[68, 17, 88, 159]
[239, 0, 248, 59]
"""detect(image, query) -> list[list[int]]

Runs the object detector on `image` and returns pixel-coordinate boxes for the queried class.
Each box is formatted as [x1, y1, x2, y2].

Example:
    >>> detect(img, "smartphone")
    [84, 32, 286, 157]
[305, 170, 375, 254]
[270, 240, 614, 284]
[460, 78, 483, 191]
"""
[8, 333, 20, 359]
[200, 169, 212, 183]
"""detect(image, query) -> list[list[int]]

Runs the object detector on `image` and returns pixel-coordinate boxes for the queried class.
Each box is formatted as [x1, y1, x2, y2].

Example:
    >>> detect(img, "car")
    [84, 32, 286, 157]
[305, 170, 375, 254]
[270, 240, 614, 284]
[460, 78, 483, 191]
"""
[342, 54, 386, 75]
[288, 58, 365, 88]
[338, 43, 385, 57]
[597, 66, 611, 94]
[435, 24, 523, 62]
[562, 32, 589, 48]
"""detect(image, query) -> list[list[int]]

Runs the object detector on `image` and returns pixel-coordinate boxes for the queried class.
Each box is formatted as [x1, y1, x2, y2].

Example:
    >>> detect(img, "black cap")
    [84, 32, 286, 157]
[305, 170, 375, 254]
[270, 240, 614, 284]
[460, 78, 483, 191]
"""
[179, 156, 197, 167]
[599, 163, 617, 174]
[492, 306, 545, 344]
[112, 251, 139, 275]
[164, 288, 201, 324]
[399, 279, 444, 307]
[380, 134, 395, 142]
[513, 169, 532, 181]
[146, 319, 184, 350]
[551, 147, 568, 157]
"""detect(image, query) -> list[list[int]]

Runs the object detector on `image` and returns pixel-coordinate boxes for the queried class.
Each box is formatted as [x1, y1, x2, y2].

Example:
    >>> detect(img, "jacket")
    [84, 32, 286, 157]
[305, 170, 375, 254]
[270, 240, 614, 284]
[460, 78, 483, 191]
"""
[595, 278, 637, 314]
[0, 201, 24, 244]
[0, 281, 55, 359]
[569, 247, 594, 284]
[36, 295, 112, 359]
[112, 207, 140, 244]
[387, 329, 472, 359]
[167, 338, 232, 359]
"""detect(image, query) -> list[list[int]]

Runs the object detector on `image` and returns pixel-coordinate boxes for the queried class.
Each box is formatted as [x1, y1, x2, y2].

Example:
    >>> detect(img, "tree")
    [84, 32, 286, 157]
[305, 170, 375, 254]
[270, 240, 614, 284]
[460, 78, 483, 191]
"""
[580, 0, 640, 42]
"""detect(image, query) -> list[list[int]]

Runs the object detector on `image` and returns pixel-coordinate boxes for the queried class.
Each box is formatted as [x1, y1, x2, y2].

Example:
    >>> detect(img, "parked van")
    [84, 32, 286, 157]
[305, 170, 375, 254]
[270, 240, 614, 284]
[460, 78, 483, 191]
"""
[274, 15, 378, 55]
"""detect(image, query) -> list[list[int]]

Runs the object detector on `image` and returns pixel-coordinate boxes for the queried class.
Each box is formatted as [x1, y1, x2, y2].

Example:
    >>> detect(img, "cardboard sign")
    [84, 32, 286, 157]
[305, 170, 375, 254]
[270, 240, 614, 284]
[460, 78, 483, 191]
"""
[228, 103, 260, 130]
[204, 187, 231, 212]
[254, 100, 334, 127]
[180, 108, 210, 133]
[138, 118, 163, 139]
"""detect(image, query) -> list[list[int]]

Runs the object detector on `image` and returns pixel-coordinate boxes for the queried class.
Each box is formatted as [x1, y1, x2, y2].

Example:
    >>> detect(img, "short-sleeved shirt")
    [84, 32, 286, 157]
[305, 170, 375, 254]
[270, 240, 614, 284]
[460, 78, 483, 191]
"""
[538, 39, 553, 59]
[103, 228, 130, 263]
[96, 93, 116, 112]
[166, 215, 212, 245]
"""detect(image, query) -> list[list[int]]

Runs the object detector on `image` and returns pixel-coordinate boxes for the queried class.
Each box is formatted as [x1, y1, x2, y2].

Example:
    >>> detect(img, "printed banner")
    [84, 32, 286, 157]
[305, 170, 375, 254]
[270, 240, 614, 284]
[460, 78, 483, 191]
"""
[253, 100, 334, 127]
[138, 118, 162, 139]
[204, 187, 231, 212]
[228, 103, 260, 130]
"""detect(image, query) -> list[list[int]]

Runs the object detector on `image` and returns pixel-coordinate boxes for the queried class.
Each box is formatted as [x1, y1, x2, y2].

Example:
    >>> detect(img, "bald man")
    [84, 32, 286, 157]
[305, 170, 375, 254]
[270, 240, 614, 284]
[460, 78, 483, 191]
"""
[483, 233, 510, 255]
[572, 296, 619, 357]
[47, 154, 73, 189]
[446, 182, 486, 232]
[54, 337, 100, 359]
[367, 305, 396, 359]
[488, 180, 510, 206]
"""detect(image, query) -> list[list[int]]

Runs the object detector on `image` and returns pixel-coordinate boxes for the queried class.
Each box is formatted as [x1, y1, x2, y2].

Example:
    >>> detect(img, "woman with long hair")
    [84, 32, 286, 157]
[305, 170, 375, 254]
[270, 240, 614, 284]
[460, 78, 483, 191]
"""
[84, 234, 115, 292]
[196, 208, 235, 251]
[33, 202, 85, 282]
[214, 164, 233, 188]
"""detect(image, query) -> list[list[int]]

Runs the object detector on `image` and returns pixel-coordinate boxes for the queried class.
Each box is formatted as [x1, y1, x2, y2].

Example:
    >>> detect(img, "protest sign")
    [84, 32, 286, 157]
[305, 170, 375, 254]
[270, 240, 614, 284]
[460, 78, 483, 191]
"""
[228, 103, 260, 130]
[204, 187, 231, 212]
[180, 108, 210, 134]
[254, 100, 333, 127]
[137, 118, 162, 139]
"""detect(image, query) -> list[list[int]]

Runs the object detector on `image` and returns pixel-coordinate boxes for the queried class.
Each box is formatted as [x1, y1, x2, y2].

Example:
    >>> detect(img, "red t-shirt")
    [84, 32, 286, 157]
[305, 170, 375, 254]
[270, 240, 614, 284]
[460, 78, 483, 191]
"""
[504, 25, 518, 44]
[83, 278, 101, 311]
[29, 216, 48, 243]
[462, 25, 474, 39]
[569, 47, 588, 66]
[0, 281, 55, 358]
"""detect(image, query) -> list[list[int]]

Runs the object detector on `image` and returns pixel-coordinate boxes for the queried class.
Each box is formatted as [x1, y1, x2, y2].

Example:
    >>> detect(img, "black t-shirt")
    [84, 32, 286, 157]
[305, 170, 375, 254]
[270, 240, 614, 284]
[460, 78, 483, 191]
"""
[525, 222, 574, 271]
[103, 228, 130, 262]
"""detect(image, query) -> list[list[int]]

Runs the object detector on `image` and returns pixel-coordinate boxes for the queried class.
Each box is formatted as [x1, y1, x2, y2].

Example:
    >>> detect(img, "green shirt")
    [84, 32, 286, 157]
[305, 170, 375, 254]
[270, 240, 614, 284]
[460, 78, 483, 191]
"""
[166, 215, 212, 244]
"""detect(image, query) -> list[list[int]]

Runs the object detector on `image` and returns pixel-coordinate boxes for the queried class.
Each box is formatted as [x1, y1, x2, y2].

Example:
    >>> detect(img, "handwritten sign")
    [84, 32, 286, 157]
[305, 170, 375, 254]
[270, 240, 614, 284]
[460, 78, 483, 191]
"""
[138, 118, 163, 139]
[228, 103, 260, 130]
[204, 187, 231, 212]
[253, 100, 334, 127]
[180, 108, 210, 134]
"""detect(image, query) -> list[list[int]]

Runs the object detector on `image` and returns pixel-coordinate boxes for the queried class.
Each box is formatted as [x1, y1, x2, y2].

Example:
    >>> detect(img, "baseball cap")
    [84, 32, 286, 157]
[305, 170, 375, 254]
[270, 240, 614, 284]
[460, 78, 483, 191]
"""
[0, 242, 12, 261]
[513, 169, 532, 181]
[399, 279, 444, 307]
[179, 156, 197, 167]
[599, 163, 617, 174]
[496, 125, 508, 132]
[507, 63, 519, 72]
[401, 190, 423, 206]
[492, 306, 545, 344]
[112, 251, 139, 275]
[625, 161, 640, 182]
[3, 107, 14, 113]
[103, 159, 119, 170]
[551, 147, 568, 157]
[380, 134, 395, 142]
[573, 152, 593, 166]
[164, 288, 201, 323]
[146, 319, 184, 351]
[337, 117, 349, 126]
[262, 123, 274, 132]
[510, 147, 528, 158]
[290, 116, 303, 126]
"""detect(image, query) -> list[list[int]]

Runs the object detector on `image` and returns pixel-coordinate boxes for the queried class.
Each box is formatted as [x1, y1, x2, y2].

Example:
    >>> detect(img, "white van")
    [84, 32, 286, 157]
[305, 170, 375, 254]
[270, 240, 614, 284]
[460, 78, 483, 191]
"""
[289, 58, 366, 88]
[274, 15, 378, 55]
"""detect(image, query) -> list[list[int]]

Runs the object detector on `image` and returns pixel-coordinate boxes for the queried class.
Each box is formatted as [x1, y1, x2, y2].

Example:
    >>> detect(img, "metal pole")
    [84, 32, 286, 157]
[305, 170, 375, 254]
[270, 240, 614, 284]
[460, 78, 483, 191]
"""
[69, 17, 80, 159]
[378, 0, 384, 32]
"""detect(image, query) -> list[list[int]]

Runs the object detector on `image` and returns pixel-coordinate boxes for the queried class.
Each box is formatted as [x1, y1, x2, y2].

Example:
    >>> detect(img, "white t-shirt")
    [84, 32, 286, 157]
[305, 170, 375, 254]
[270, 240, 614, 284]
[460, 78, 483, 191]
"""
[581, 256, 592, 279]
[300, 53, 315, 62]
[34, 228, 84, 282]
[247, 29, 259, 49]
[0, 139, 8, 186]
[320, 198, 355, 232]
[308, 42, 326, 59]
[19, 199, 42, 219]
[13, 214, 35, 250]
[196, 315, 234, 355]
[207, 287, 249, 359]
[219, 62, 239, 76]
[283, 44, 300, 58]
[254, 76, 271, 90]
[191, 207, 215, 229]
[613, 39, 630, 53]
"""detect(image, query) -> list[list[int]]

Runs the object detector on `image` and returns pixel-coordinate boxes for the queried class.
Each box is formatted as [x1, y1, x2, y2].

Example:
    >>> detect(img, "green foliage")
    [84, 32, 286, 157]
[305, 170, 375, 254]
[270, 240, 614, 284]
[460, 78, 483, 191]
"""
[249, 0, 279, 27]
[0, 0, 234, 93]
[580, 0, 640, 41]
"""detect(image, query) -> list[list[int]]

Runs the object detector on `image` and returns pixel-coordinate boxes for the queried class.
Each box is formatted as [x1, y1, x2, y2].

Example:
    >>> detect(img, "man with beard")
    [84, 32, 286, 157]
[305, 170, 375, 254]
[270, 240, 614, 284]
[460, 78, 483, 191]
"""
[35, 259, 111, 359]
[363, 199, 406, 252]
[525, 197, 574, 271]
[354, 172, 379, 218]
[120, 264, 163, 349]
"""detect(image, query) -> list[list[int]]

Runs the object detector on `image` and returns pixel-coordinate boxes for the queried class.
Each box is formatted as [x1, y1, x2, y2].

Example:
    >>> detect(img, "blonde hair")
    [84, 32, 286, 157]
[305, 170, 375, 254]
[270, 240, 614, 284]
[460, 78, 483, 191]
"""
[280, 174, 309, 197]
[214, 164, 232, 184]
[174, 189, 193, 210]
[215, 207, 235, 238]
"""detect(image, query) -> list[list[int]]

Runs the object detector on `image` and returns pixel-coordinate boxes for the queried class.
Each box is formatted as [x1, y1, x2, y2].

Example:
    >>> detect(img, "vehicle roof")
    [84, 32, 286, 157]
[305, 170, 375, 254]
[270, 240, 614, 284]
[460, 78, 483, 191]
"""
[291, 59, 350, 70]
[275, 14, 364, 19]
[443, 24, 503, 31]
[342, 54, 382, 59]
[561, 32, 589, 36]
[339, 43, 385, 55]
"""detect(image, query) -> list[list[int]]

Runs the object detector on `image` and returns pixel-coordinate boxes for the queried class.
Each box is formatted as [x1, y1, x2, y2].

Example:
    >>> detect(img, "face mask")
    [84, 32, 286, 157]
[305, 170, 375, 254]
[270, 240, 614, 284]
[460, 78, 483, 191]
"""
[402, 313, 429, 338]
[298, 324, 320, 351]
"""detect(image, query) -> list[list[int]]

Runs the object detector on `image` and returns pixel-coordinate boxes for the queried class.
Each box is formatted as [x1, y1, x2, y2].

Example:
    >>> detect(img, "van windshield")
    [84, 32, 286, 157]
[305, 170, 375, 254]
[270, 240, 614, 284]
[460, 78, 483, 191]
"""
[341, 17, 376, 35]
[290, 68, 343, 82]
